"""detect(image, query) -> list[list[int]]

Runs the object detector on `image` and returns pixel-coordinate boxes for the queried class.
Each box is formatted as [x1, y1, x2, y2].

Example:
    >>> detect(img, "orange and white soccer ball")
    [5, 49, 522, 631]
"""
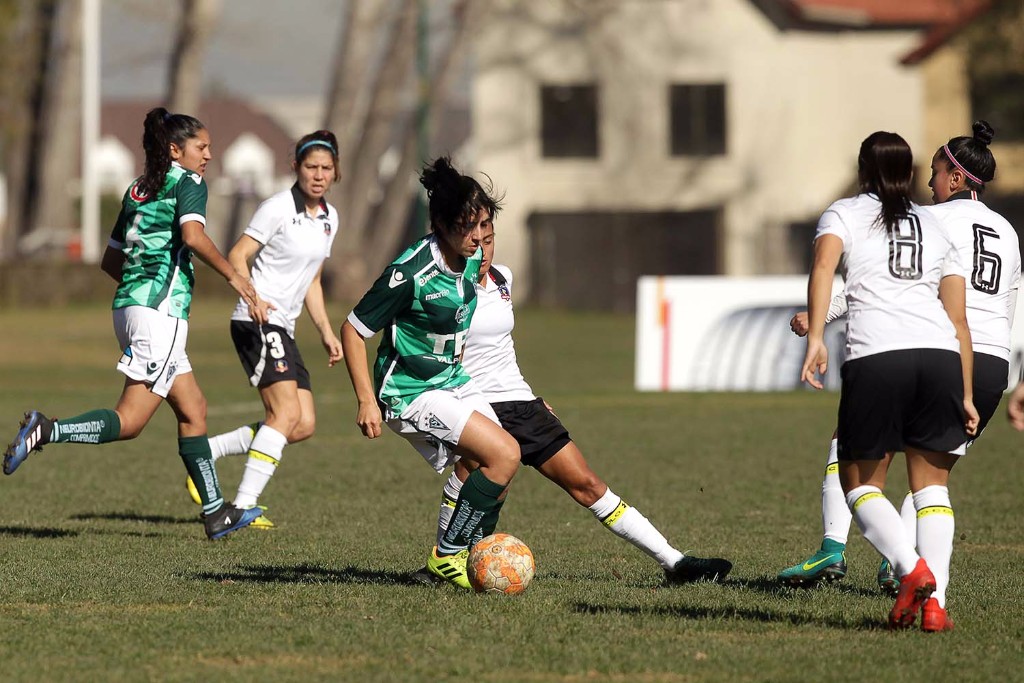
[467, 533, 535, 595]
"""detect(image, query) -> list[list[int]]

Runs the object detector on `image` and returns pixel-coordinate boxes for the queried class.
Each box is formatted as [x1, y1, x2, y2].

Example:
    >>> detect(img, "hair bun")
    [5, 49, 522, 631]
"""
[419, 156, 460, 196]
[972, 120, 995, 146]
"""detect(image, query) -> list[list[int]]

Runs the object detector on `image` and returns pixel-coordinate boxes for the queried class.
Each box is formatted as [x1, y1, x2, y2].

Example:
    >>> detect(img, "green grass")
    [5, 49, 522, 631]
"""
[0, 300, 1022, 682]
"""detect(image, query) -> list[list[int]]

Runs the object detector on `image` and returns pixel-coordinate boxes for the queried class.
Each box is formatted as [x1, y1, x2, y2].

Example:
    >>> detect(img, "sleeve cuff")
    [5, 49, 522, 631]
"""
[347, 311, 375, 338]
[179, 213, 207, 226]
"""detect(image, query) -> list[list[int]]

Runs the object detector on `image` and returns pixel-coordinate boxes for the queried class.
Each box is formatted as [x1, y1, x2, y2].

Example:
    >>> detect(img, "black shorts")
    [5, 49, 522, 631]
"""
[230, 320, 311, 391]
[969, 352, 1010, 445]
[490, 397, 571, 469]
[836, 348, 966, 461]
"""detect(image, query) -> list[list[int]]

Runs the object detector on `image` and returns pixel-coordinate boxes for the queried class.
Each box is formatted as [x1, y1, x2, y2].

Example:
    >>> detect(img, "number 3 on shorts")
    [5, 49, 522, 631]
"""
[265, 331, 286, 360]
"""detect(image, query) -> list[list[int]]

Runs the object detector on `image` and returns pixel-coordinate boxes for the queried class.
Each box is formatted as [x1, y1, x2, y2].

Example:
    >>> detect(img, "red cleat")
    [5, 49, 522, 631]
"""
[888, 558, 936, 630]
[921, 598, 954, 632]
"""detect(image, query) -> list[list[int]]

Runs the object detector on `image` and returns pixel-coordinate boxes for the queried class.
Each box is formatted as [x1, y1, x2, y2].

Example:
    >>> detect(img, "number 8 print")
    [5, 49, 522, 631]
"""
[887, 213, 923, 281]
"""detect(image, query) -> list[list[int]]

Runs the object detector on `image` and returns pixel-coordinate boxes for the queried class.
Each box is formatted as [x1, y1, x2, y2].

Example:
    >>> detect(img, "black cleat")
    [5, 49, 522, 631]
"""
[665, 554, 733, 584]
[203, 503, 262, 540]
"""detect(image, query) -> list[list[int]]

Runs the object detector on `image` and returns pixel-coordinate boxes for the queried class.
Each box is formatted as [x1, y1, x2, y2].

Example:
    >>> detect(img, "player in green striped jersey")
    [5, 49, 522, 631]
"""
[3, 108, 269, 540]
[341, 157, 521, 587]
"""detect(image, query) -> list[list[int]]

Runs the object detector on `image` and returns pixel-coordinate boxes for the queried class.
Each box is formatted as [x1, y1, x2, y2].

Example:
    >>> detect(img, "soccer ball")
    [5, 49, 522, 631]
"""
[467, 533, 535, 595]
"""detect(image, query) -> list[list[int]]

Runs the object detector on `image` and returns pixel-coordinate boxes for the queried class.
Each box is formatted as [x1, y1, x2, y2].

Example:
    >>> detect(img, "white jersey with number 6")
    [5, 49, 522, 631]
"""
[815, 193, 965, 361]
[924, 193, 1021, 362]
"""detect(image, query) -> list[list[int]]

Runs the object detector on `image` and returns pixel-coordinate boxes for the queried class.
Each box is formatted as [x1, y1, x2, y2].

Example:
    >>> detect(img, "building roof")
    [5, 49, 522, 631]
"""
[101, 97, 295, 176]
[752, 0, 990, 30]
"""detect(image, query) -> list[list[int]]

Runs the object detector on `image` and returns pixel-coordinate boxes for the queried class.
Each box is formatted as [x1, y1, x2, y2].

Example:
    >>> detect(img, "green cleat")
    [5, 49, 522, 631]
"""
[877, 558, 899, 597]
[778, 543, 847, 586]
[426, 546, 471, 589]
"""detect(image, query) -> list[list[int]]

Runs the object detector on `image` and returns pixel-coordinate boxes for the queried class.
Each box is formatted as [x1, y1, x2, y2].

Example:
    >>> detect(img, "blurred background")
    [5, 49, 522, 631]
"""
[0, 0, 1021, 311]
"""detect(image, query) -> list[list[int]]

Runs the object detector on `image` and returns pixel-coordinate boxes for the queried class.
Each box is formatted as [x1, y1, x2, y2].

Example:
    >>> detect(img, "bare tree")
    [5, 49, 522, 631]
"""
[167, 0, 221, 114]
[322, 0, 477, 299]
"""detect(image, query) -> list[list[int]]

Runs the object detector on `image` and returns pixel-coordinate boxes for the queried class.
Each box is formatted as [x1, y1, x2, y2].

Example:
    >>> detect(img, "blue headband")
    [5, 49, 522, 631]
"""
[297, 140, 336, 156]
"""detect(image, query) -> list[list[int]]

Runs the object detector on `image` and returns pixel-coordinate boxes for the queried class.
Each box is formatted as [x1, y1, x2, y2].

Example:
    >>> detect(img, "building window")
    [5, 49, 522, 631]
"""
[670, 84, 726, 156]
[541, 84, 599, 158]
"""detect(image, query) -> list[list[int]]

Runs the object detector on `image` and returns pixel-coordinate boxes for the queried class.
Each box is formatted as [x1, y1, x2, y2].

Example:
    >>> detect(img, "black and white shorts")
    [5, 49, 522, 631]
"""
[964, 352, 1010, 451]
[230, 321, 311, 391]
[490, 397, 572, 469]
[836, 348, 966, 461]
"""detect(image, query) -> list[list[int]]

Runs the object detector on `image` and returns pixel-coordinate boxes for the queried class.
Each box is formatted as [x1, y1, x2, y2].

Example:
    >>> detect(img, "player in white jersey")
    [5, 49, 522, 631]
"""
[801, 131, 979, 631]
[185, 131, 344, 528]
[780, 124, 1018, 631]
[414, 222, 732, 586]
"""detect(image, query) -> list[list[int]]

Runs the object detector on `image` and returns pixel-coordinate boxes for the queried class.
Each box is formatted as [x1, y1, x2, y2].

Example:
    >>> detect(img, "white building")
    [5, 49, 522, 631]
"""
[472, 0, 981, 310]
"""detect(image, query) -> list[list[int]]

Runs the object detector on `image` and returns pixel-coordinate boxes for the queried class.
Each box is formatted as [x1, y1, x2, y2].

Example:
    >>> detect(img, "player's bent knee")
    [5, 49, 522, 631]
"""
[289, 419, 315, 443]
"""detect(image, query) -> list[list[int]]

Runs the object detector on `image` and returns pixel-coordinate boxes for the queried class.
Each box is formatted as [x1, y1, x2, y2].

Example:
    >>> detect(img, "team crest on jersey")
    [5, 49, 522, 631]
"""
[454, 304, 470, 324]
[498, 283, 511, 301]
[274, 359, 289, 373]
[129, 182, 149, 202]
[320, 216, 331, 235]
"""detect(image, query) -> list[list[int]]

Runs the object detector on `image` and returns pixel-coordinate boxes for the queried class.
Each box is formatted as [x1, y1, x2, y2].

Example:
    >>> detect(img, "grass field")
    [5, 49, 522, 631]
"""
[0, 299, 1022, 682]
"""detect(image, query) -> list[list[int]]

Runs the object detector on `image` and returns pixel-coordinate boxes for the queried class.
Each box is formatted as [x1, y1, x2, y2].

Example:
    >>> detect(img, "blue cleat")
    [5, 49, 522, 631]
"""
[204, 503, 263, 540]
[877, 558, 900, 597]
[4, 411, 53, 475]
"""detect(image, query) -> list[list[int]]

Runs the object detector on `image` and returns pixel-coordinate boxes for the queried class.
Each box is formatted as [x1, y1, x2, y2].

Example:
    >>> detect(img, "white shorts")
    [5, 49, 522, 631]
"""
[113, 306, 191, 398]
[386, 380, 500, 473]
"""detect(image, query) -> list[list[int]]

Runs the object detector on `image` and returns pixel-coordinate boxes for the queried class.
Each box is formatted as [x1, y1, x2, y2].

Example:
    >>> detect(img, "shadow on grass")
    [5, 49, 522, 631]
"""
[572, 601, 885, 631]
[190, 563, 432, 587]
[723, 575, 883, 599]
[70, 512, 196, 525]
[0, 525, 78, 539]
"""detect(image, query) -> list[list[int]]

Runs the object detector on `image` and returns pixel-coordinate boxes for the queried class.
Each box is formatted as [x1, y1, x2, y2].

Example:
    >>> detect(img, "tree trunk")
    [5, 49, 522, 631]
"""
[33, 0, 82, 239]
[167, 0, 221, 114]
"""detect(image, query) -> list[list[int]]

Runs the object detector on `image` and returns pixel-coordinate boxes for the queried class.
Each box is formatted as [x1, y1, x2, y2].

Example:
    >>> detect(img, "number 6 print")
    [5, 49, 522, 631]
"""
[971, 223, 1002, 294]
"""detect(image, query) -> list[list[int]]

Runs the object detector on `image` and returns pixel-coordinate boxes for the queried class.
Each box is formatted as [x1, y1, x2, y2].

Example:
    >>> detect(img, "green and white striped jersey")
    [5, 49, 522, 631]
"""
[108, 163, 208, 319]
[347, 235, 482, 416]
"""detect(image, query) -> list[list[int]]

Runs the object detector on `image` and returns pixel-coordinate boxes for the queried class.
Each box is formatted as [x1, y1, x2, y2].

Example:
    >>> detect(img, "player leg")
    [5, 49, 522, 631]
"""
[907, 448, 957, 632]
[778, 432, 851, 586]
[535, 441, 731, 583]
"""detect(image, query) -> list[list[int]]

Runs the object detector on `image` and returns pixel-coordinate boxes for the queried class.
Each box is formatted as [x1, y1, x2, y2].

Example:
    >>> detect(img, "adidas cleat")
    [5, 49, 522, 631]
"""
[409, 565, 445, 586]
[665, 554, 733, 584]
[877, 558, 900, 598]
[248, 506, 275, 530]
[778, 547, 847, 587]
[4, 411, 53, 475]
[203, 503, 263, 540]
[425, 546, 471, 589]
[921, 597, 954, 632]
[186, 475, 202, 506]
[888, 558, 936, 630]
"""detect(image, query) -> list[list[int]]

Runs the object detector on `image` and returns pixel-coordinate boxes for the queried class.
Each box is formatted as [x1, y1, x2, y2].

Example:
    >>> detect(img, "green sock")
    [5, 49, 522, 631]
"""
[471, 497, 506, 547]
[821, 538, 846, 554]
[438, 469, 505, 555]
[179, 435, 223, 515]
[52, 409, 121, 444]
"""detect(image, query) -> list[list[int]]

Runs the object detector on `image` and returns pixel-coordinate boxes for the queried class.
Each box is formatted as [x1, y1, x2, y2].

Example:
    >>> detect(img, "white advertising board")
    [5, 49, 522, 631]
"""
[635, 276, 1024, 392]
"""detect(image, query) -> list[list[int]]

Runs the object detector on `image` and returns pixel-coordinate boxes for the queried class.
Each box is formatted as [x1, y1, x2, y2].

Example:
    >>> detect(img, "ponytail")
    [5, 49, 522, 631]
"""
[138, 107, 206, 198]
[857, 131, 913, 233]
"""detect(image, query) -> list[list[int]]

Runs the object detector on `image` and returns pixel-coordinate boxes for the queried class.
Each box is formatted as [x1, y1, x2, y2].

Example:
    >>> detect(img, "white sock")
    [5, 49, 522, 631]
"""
[589, 488, 684, 569]
[847, 485, 919, 577]
[821, 438, 851, 545]
[233, 425, 287, 509]
[900, 490, 917, 548]
[914, 485, 954, 608]
[436, 470, 464, 546]
[209, 423, 258, 461]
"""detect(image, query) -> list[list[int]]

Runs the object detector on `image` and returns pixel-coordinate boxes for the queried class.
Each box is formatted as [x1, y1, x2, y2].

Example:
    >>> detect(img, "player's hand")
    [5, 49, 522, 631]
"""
[247, 297, 275, 325]
[322, 330, 344, 367]
[541, 398, 558, 417]
[790, 312, 810, 337]
[964, 398, 980, 436]
[801, 338, 828, 390]
[356, 400, 382, 439]
[1007, 382, 1024, 431]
